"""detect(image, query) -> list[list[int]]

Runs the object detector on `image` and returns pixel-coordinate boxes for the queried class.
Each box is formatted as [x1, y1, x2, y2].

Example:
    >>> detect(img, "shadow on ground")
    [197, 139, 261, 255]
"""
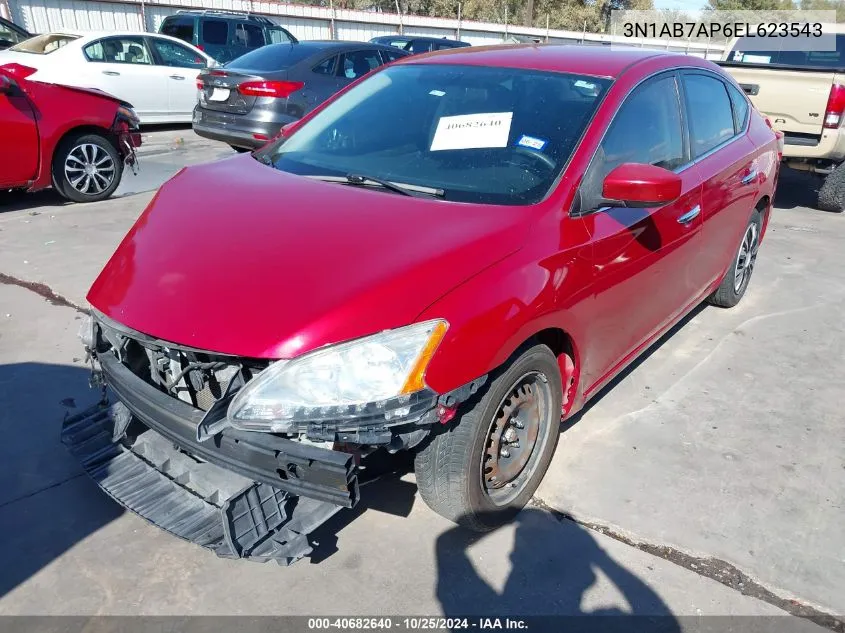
[0, 362, 124, 601]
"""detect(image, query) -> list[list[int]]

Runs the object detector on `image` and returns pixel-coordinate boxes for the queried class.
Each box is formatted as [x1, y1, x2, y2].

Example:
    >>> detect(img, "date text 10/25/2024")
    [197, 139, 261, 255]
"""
[308, 618, 529, 630]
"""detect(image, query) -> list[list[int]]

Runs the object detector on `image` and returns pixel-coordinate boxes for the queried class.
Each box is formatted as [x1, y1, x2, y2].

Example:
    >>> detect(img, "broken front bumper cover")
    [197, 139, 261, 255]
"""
[61, 352, 362, 564]
[62, 402, 343, 564]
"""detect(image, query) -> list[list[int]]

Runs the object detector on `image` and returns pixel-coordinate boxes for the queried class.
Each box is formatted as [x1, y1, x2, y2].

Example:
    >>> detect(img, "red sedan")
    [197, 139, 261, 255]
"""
[0, 63, 140, 202]
[66, 45, 779, 562]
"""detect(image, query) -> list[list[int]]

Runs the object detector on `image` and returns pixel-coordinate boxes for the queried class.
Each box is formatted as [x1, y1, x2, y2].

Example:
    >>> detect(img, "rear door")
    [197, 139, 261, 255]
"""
[723, 34, 845, 138]
[301, 54, 344, 107]
[147, 36, 209, 117]
[576, 73, 703, 388]
[199, 18, 232, 63]
[0, 70, 38, 187]
[80, 36, 168, 120]
[682, 71, 761, 289]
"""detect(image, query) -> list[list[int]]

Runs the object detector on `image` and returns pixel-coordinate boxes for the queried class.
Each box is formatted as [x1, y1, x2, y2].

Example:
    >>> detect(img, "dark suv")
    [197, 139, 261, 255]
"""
[0, 16, 30, 50]
[159, 10, 297, 64]
[369, 35, 469, 55]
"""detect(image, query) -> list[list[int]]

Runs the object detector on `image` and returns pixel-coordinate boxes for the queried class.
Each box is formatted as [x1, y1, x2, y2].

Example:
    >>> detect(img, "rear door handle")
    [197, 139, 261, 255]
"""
[741, 171, 757, 185]
[677, 205, 701, 225]
[102, 70, 120, 76]
[169, 75, 185, 80]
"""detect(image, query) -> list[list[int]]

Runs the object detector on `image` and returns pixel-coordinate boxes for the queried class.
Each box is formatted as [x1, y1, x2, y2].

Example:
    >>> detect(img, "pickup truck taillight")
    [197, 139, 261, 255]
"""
[823, 84, 845, 129]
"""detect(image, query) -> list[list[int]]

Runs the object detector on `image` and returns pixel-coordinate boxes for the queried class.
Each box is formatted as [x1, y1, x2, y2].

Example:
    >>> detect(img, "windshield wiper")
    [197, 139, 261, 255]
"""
[301, 174, 444, 197]
[346, 173, 414, 197]
[254, 153, 273, 166]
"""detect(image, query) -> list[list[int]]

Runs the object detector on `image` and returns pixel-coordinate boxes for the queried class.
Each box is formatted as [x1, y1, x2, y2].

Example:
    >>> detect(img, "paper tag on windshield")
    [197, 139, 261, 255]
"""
[430, 112, 513, 151]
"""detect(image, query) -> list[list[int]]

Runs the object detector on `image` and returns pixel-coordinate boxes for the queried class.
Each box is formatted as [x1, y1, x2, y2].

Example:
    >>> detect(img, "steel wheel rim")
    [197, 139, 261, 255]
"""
[64, 143, 115, 196]
[733, 223, 759, 293]
[480, 371, 553, 506]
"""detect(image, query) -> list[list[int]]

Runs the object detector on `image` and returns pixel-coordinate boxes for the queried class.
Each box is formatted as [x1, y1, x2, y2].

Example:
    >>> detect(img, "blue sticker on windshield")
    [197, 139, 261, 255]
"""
[517, 134, 548, 151]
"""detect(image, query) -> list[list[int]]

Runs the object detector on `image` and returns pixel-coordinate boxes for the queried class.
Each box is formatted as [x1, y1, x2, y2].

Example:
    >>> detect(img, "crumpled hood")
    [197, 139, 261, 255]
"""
[88, 155, 532, 358]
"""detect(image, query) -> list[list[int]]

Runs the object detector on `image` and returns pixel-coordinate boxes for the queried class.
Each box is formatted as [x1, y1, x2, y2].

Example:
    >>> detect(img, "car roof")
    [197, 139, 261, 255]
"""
[399, 43, 692, 78]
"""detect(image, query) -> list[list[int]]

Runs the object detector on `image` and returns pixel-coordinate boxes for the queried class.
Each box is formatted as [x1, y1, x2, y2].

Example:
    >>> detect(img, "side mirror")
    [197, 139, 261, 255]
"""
[0, 75, 15, 95]
[601, 163, 682, 208]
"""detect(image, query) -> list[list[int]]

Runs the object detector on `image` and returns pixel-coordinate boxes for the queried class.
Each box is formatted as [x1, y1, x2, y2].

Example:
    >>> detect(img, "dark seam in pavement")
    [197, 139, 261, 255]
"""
[0, 473, 85, 511]
[530, 497, 845, 633]
[0, 273, 88, 314]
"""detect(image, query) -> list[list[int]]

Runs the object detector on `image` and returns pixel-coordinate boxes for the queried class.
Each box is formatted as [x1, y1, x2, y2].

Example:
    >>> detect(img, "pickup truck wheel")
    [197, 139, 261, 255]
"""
[708, 210, 762, 308]
[414, 344, 562, 531]
[817, 163, 845, 212]
[52, 133, 123, 203]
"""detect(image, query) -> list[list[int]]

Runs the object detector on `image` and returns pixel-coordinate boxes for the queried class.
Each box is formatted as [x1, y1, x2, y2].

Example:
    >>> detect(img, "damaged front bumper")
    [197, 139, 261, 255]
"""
[64, 315, 486, 563]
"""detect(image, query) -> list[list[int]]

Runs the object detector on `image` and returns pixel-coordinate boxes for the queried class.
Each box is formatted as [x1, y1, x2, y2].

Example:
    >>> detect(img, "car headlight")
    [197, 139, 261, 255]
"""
[116, 104, 140, 129]
[227, 319, 448, 433]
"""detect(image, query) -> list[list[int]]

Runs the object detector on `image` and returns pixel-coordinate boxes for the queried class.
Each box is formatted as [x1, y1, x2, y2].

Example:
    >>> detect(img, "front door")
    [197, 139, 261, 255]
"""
[574, 72, 704, 390]
[148, 36, 209, 118]
[0, 71, 38, 187]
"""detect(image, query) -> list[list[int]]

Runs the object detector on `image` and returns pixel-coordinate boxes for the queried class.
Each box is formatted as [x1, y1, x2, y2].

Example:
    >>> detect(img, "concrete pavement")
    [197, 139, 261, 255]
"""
[0, 131, 840, 626]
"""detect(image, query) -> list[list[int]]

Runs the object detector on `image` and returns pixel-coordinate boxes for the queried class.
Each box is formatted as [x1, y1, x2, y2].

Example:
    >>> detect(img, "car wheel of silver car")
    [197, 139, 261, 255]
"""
[52, 133, 123, 203]
[708, 210, 763, 308]
[414, 343, 562, 532]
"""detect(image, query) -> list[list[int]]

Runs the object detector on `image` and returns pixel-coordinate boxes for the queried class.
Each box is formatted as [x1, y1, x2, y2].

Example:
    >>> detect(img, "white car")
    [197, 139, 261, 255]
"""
[0, 31, 215, 123]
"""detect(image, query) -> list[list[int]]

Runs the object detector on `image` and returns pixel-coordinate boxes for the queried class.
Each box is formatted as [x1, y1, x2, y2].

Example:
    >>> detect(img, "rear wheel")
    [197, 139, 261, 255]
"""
[414, 344, 562, 531]
[817, 162, 845, 212]
[708, 210, 762, 308]
[52, 133, 122, 203]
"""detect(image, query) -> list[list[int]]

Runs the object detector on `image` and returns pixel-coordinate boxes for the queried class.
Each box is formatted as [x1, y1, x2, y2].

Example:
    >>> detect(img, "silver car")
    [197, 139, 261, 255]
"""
[193, 40, 409, 151]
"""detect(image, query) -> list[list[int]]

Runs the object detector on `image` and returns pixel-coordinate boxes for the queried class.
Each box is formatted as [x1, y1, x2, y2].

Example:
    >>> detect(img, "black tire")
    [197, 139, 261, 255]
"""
[707, 210, 763, 308]
[818, 163, 845, 213]
[52, 133, 123, 203]
[414, 343, 562, 532]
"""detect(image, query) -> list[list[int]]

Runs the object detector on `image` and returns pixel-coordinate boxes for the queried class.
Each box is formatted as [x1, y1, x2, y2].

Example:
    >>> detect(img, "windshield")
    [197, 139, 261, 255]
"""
[727, 33, 845, 68]
[9, 33, 79, 54]
[258, 64, 611, 206]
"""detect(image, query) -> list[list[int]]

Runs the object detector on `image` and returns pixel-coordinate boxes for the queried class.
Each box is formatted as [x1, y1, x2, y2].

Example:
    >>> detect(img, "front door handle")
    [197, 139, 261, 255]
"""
[677, 205, 701, 225]
[741, 170, 757, 185]
[170, 75, 186, 80]
[102, 70, 120, 76]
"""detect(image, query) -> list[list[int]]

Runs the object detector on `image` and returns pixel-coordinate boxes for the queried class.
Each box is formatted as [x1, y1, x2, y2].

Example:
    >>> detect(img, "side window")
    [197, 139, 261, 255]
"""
[201, 19, 229, 46]
[235, 23, 264, 48]
[0, 21, 28, 47]
[340, 50, 381, 80]
[581, 75, 685, 204]
[727, 83, 750, 134]
[84, 37, 153, 65]
[407, 40, 432, 54]
[381, 49, 404, 63]
[267, 27, 293, 44]
[312, 56, 337, 75]
[160, 17, 194, 44]
[683, 74, 735, 157]
[150, 38, 206, 68]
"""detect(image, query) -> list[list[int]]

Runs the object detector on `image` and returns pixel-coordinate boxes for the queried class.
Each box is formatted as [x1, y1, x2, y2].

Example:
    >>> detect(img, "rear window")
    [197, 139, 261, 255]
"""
[226, 43, 315, 71]
[160, 17, 194, 43]
[9, 33, 79, 54]
[728, 33, 845, 68]
[201, 19, 229, 46]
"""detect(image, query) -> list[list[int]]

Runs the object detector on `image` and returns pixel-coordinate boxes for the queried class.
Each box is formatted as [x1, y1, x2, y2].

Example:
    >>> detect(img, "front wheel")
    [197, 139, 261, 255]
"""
[414, 344, 562, 532]
[52, 133, 123, 203]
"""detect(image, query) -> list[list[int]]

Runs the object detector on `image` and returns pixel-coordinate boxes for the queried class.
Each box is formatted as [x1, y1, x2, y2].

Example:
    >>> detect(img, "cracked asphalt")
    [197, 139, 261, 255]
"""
[0, 130, 842, 628]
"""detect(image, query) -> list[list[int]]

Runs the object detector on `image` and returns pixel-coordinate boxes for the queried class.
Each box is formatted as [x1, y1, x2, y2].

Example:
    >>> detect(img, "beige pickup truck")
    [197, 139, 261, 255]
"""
[719, 32, 845, 212]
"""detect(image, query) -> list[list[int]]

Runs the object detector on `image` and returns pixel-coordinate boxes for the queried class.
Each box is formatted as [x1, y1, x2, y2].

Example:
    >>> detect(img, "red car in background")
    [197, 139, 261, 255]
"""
[0, 63, 140, 202]
[65, 45, 779, 563]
